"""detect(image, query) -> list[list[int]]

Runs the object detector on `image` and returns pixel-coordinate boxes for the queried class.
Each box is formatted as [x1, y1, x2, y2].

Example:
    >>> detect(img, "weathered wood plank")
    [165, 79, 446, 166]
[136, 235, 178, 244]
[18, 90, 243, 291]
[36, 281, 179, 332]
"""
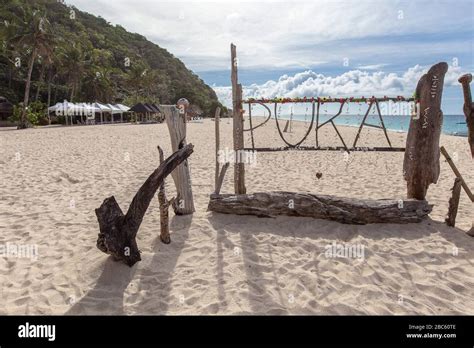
[162, 105, 196, 214]
[404, 62, 448, 200]
[208, 192, 432, 224]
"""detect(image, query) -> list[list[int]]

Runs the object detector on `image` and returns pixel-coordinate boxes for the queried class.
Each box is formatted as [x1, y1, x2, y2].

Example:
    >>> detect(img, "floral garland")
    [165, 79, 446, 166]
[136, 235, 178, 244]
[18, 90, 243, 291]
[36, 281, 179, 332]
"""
[244, 96, 417, 104]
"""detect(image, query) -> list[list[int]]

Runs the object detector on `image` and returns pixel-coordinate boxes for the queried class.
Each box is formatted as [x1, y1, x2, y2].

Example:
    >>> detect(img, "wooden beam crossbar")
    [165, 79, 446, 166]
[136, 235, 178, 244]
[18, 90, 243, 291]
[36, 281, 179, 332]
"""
[243, 146, 405, 152]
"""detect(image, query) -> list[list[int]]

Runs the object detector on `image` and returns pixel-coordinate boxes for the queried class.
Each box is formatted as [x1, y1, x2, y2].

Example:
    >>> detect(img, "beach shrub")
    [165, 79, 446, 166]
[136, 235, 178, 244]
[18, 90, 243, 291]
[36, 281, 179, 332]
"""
[9, 102, 48, 126]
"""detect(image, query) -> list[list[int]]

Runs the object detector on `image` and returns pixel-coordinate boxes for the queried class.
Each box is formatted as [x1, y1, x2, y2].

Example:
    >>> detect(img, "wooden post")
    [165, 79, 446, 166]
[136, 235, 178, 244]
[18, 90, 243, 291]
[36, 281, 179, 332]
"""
[162, 105, 196, 215]
[440, 146, 474, 202]
[157, 146, 171, 244]
[231, 43, 246, 194]
[458, 74, 474, 158]
[403, 62, 448, 200]
[215, 162, 230, 195]
[215, 106, 221, 190]
[445, 178, 462, 227]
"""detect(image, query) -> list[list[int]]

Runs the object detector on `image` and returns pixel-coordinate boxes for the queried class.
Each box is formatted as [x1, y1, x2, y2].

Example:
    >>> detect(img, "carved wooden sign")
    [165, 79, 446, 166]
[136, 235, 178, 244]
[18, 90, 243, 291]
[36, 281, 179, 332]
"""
[403, 62, 448, 200]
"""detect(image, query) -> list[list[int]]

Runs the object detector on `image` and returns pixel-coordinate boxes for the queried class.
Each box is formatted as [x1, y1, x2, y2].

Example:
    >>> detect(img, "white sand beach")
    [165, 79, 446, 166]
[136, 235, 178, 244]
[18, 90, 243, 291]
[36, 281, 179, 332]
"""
[0, 119, 473, 315]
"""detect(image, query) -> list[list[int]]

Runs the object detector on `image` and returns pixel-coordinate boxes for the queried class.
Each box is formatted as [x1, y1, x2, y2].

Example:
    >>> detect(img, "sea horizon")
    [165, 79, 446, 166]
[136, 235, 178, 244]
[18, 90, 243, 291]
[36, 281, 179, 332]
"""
[252, 114, 468, 137]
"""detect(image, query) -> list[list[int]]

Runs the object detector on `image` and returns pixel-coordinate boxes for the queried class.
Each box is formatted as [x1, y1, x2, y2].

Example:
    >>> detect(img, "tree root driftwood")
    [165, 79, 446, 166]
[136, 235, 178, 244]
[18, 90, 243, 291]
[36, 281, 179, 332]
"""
[95, 144, 194, 267]
[208, 192, 432, 224]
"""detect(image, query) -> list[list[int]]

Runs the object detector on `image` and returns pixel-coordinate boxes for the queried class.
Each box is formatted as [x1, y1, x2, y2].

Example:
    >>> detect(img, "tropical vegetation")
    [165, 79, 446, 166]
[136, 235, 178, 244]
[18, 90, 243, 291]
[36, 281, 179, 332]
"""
[0, 0, 223, 128]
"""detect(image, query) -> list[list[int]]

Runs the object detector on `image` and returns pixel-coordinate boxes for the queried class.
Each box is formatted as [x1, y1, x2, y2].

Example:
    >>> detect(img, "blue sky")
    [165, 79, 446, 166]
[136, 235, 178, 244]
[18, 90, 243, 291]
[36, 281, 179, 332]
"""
[68, 0, 473, 114]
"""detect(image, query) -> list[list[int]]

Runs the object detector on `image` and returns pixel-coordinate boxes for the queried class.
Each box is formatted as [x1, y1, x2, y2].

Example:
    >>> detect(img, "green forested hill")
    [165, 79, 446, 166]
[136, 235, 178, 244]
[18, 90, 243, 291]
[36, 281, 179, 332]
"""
[0, 0, 222, 119]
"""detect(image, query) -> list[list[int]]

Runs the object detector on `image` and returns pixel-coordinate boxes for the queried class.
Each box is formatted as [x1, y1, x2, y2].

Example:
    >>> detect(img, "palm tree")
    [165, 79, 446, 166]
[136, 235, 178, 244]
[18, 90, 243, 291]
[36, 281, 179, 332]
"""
[0, 1, 23, 91]
[57, 43, 88, 102]
[10, 7, 54, 128]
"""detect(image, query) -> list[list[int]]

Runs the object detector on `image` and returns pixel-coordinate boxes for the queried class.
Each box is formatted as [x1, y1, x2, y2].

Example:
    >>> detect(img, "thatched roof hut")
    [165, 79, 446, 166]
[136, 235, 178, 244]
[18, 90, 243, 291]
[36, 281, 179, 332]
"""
[144, 103, 161, 113]
[129, 103, 163, 123]
[0, 97, 13, 121]
[129, 103, 154, 114]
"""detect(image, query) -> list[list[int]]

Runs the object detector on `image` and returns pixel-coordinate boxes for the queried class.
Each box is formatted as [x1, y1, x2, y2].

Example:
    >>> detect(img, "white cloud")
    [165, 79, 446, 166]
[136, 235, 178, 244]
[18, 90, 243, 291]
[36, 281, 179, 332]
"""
[357, 64, 388, 70]
[214, 65, 469, 107]
[66, 0, 473, 72]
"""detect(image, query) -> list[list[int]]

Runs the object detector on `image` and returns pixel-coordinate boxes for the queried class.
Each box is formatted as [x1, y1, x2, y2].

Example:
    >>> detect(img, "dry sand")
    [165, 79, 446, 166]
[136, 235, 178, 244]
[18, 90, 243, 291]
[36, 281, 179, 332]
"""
[0, 118, 473, 315]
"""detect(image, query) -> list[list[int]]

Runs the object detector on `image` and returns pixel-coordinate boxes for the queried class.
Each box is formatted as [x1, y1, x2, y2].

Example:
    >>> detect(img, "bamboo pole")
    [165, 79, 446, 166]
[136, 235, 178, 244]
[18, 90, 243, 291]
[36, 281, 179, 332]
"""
[440, 146, 474, 202]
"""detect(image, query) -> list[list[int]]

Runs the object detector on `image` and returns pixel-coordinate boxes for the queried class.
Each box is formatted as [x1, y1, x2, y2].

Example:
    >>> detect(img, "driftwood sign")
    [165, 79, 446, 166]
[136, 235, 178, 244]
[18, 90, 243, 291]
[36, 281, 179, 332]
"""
[403, 62, 448, 200]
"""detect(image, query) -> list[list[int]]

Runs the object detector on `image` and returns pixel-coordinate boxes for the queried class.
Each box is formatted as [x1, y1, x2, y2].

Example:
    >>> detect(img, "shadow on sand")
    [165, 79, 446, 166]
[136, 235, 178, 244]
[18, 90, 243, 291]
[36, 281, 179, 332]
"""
[66, 214, 193, 315]
[208, 212, 474, 314]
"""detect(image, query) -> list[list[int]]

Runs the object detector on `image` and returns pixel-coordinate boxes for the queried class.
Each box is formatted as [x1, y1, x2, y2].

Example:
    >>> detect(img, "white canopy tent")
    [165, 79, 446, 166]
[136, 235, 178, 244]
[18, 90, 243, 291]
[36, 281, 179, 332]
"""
[48, 101, 130, 125]
[106, 104, 130, 122]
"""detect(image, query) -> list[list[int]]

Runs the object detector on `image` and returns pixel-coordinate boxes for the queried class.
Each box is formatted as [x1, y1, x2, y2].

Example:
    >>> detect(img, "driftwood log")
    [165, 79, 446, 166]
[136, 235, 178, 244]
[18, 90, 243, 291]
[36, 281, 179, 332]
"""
[157, 146, 171, 244]
[162, 105, 195, 215]
[95, 144, 194, 267]
[458, 74, 474, 158]
[208, 192, 432, 224]
[445, 178, 462, 227]
[403, 62, 448, 200]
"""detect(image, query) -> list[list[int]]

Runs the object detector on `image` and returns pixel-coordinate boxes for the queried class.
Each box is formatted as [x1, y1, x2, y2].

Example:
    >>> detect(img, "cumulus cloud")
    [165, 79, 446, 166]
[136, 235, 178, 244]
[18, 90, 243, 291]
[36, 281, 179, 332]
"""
[214, 65, 469, 107]
[357, 64, 388, 70]
[67, 0, 472, 72]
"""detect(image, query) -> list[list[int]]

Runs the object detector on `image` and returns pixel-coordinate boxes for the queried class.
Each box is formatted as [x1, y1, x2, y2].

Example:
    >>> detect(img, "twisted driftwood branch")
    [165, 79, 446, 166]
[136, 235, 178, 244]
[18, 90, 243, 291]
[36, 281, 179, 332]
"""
[95, 144, 194, 266]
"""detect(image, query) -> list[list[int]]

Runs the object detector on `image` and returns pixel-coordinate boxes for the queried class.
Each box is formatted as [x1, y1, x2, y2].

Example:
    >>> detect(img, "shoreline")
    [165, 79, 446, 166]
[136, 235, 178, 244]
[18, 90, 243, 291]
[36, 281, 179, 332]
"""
[248, 115, 469, 137]
[1, 120, 473, 315]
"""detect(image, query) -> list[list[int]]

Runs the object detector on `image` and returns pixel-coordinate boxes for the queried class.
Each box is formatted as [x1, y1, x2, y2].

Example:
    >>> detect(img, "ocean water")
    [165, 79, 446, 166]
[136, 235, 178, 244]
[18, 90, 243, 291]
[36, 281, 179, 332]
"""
[271, 114, 468, 136]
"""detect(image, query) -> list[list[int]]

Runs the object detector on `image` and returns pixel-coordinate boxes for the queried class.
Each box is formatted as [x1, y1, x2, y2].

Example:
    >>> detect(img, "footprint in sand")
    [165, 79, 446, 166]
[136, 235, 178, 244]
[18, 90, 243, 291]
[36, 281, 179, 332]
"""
[53, 171, 81, 184]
